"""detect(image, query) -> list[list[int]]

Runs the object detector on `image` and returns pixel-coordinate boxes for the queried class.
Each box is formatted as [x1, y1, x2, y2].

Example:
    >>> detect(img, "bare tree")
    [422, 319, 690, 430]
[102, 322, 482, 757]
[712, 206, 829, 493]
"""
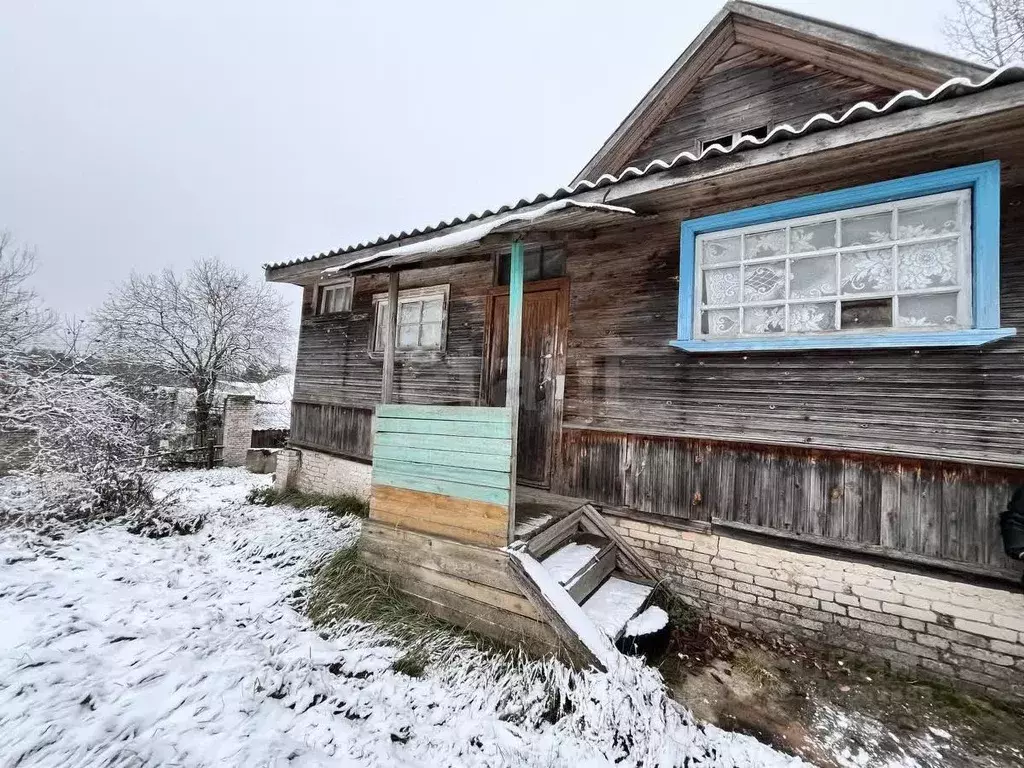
[93, 257, 291, 441]
[0, 231, 53, 352]
[944, 0, 1024, 66]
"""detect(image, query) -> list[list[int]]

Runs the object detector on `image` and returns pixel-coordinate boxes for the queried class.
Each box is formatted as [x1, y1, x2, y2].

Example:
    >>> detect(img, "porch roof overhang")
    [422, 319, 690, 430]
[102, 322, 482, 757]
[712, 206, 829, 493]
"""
[327, 200, 637, 275]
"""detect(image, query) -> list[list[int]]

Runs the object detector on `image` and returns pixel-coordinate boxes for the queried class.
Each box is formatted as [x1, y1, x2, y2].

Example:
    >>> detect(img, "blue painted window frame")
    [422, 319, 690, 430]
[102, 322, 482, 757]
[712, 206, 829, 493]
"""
[672, 161, 1015, 352]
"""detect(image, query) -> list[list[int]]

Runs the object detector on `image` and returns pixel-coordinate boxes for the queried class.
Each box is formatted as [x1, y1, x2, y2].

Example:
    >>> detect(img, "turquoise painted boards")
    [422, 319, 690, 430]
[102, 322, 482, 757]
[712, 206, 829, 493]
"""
[372, 404, 514, 507]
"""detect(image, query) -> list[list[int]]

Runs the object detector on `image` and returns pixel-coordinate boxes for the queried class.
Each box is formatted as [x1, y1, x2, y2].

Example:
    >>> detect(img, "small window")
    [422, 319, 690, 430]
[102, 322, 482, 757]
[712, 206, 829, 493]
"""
[316, 279, 353, 315]
[497, 246, 566, 286]
[700, 125, 769, 154]
[371, 285, 449, 354]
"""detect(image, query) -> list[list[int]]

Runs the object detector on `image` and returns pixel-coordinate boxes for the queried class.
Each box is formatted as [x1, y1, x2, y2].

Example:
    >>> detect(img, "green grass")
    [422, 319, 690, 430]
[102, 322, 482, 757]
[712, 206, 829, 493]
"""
[246, 486, 369, 518]
[305, 547, 522, 677]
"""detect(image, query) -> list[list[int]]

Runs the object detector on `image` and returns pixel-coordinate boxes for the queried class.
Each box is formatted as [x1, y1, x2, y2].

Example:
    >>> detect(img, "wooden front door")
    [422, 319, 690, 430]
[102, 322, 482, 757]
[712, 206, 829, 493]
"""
[484, 281, 566, 488]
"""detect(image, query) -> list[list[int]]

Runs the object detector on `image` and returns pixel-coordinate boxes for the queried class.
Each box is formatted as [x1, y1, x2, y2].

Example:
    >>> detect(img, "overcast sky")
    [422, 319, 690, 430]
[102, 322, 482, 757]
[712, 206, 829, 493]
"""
[1, 0, 968, 327]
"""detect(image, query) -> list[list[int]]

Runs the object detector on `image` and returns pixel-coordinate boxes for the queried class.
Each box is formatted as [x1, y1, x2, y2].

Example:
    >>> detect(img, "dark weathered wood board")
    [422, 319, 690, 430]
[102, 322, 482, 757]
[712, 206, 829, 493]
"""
[291, 401, 373, 460]
[557, 427, 1024, 579]
[621, 50, 895, 173]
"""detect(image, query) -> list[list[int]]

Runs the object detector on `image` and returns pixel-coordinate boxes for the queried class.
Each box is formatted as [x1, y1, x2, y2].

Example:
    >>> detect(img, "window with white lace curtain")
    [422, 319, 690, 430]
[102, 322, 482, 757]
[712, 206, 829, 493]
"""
[694, 190, 972, 340]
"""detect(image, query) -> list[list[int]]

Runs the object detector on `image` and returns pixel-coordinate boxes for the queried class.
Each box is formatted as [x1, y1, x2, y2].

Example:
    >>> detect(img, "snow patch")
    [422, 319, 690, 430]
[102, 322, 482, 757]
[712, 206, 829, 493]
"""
[582, 576, 653, 640]
[327, 200, 636, 272]
[542, 541, 599, 584]
[0, 470, 804, 767]
[623, 606, 669, 638]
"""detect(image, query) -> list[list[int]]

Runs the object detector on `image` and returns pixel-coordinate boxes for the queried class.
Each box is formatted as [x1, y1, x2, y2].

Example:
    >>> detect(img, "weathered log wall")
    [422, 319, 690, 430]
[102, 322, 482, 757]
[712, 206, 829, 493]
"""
[621, 47, 895, 173]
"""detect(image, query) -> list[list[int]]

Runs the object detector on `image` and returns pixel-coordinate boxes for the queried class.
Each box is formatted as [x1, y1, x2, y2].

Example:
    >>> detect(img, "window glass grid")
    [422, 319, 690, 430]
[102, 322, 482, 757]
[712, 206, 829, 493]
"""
[317, 280, 353, 315]
[695, 191, 971, 339]
[371, 289, 447, 353]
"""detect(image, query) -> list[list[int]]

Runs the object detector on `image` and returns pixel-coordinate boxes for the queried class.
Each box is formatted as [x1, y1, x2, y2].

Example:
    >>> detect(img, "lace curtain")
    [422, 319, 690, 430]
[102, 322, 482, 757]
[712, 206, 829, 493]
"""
[696, 191, 969, 338]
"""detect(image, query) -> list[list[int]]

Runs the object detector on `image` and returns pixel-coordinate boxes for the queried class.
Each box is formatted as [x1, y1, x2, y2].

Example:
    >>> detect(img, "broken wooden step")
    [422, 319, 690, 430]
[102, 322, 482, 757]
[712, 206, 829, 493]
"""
[581, 574, 655, 641]
[539, 533, 615, 603]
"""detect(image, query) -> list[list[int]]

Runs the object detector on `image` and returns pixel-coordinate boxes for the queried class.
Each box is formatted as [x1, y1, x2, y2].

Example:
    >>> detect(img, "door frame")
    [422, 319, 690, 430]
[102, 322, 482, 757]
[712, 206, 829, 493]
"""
[481, 277, 570, 489]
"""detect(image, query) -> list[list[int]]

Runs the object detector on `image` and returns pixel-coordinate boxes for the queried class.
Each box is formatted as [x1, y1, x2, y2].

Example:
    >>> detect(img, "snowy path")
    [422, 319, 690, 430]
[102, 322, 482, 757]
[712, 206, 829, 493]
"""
[0, 469, 801, 767]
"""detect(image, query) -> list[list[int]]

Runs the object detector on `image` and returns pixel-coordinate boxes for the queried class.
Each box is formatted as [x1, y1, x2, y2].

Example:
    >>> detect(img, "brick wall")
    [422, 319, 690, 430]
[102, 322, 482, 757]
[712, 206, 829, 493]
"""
[221, 395, 255, 467]
[276, 447, 371, 500]
[612, 517, 1024, 702]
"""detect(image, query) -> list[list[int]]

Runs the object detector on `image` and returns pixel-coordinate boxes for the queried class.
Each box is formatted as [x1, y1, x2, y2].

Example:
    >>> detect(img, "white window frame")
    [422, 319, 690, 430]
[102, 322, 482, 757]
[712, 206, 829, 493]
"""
[370, 284, 450, 356]
[314, 278, 354, 316]
[692, 190, 973, 341]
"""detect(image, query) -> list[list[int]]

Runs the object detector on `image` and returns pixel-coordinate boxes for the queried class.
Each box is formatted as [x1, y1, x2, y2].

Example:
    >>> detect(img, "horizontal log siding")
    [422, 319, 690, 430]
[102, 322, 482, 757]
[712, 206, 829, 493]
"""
[291, 260, 492, 456]
[562, 185, 1024, 468]
[621, 49, 895, 172]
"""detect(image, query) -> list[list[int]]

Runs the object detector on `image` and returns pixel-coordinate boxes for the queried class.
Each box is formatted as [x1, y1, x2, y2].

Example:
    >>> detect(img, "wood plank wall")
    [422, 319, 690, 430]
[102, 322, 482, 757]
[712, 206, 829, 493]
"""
[291, 259, 492, 456]
[291, 401, 373, 460]
[557, 429, 1024, 578]
[359, 520, 558, 653]
[621, 48, 895, 172]
[369, 405, 512, 547]
[289, 162, 1024, 579]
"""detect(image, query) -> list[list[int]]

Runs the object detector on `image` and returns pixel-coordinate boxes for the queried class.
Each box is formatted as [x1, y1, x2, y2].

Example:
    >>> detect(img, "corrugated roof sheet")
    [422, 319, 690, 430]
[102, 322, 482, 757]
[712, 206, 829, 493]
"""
[265, 65, 1024, 272]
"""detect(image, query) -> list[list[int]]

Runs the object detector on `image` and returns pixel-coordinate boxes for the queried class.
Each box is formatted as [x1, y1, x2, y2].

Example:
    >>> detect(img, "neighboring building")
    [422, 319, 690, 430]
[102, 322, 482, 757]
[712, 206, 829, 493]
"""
[152, 373, 293, 450]
[266, 2, 1024, 699]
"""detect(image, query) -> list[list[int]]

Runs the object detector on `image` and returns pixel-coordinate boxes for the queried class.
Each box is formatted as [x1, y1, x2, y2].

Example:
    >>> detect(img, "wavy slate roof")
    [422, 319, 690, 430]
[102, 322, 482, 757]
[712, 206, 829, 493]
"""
[265, 65, 1024, 272]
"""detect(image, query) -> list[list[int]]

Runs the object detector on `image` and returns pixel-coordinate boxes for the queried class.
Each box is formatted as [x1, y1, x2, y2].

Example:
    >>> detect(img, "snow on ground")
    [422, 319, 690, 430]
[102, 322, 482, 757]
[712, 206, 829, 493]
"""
[0, 469, 803, 767]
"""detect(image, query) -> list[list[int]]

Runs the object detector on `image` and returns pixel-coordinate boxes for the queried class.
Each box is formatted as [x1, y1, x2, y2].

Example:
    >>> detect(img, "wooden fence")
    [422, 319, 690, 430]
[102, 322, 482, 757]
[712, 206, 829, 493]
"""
[368, 405, 513, 547]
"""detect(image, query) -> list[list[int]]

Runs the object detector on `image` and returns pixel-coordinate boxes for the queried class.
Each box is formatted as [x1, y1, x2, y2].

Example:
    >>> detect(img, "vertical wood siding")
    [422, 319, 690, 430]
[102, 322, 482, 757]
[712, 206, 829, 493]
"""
[621, 49, 895, 172]
[290, 402, 373, 460]
[556, 428, 1024, 579]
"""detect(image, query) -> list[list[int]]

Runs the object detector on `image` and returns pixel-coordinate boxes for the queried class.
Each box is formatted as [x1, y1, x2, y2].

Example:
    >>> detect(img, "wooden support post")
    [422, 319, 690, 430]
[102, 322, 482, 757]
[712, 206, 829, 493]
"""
[505, 240, 525, 544]
[382, 271, 400, 404]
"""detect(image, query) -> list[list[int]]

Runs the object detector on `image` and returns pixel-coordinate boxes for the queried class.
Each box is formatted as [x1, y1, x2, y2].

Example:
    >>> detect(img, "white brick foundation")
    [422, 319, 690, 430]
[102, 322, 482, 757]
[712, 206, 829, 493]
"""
[275, 447, 371, 500]
[612, 516, 1024, 701]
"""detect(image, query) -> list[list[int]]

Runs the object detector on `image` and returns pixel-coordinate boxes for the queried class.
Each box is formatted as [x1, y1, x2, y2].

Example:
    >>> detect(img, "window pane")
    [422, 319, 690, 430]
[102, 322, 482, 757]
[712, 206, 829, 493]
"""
[399, 301, 421, 324]
[840, 298, 891, 329]
[541, 249, 566, 278]
[789, 302, 836, 333]
[897, 201, 958, 239]
[374, 303, 388, 351]
[498, 253, 511, 285]
[397, 323, 419, 348]
[789, 221, 836, 253]
[702, 267, 741, 306]
[523, 251, 542, 282]
[896, 240, 959, 290]
[742, 262, 785, 302]
[898, 294, 959, 327]
[841, 249, 892, 295]
[703, 236, 741, 265]
[790, 255, 836, 299]
[421, 298, 443, 323]
[841, 211, 892, 246]
[743, 305, 785, 334]
[419, 322, 443, 347]
[744, 229, 786, 260]
[702, 309, 740, 336]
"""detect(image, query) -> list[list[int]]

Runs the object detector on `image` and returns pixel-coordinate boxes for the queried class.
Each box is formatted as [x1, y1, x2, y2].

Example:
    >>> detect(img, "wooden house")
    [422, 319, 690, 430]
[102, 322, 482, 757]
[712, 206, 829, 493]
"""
[267, 2, 1024, 698]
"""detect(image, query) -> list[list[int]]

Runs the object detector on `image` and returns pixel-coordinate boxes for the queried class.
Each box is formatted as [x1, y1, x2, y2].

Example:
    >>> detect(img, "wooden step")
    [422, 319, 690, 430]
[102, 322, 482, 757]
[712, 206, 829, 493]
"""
[580, 572, 656, 641]
[540, 533, 616, 604]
